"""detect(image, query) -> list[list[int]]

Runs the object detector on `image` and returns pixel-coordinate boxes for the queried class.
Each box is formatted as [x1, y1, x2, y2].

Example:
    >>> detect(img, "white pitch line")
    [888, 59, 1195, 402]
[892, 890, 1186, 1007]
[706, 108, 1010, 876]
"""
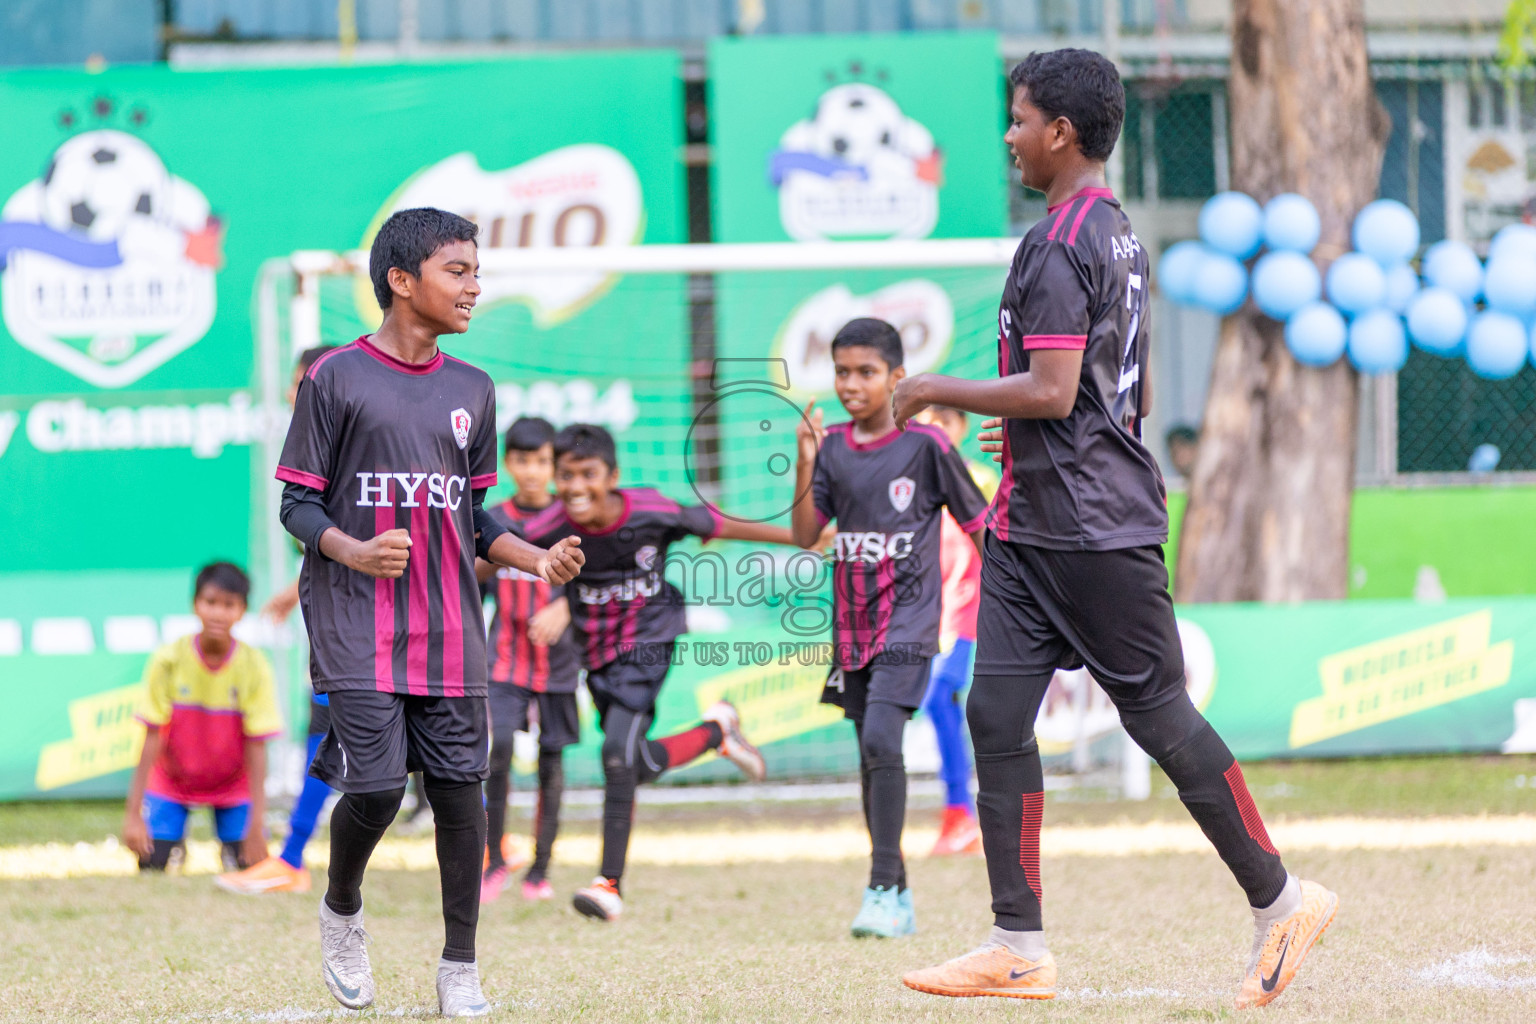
[1415, 950, 1536, 991]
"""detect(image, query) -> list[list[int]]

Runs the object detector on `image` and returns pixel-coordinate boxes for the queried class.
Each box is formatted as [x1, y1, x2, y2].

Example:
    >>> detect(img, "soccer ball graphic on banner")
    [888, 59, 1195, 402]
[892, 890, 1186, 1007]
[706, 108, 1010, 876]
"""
[769, 84, 943, 241]
[0, 126, 222, 388]
[40, 130, 171, 243]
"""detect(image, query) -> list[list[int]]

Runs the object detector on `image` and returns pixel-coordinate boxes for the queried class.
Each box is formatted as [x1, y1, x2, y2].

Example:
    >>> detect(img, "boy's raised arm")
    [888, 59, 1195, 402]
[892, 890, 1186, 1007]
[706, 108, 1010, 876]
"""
[791, 399, 828, 549]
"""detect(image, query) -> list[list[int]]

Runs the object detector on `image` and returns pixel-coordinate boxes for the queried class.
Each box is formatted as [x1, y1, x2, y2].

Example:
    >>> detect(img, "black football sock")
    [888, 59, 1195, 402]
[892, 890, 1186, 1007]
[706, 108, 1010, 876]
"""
[325, 787, 406, 916]
[220, 841, 243, 872]
[424, 778, 486, 964]
[528, 748, 565, 884]
[1123, 695, 1287, 908]
[968, 672, 1052, 932]
[484, 728, 515, 873]
[598, 705, 654, 887]
[858, 702, 909, 891]
[139, 839, 179, 872]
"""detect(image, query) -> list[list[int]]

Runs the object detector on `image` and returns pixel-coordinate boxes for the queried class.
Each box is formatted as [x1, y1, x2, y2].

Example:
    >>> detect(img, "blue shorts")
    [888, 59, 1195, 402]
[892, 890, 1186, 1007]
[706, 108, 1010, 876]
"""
[143, 793, 250, 844]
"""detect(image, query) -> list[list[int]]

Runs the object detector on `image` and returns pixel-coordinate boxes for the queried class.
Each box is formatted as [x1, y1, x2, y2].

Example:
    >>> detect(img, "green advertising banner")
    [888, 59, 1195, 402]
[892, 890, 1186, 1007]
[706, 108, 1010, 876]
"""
[705, 33, 1009, 520]
[708, 32, 1008, 244]
[0, 53, 688, 801]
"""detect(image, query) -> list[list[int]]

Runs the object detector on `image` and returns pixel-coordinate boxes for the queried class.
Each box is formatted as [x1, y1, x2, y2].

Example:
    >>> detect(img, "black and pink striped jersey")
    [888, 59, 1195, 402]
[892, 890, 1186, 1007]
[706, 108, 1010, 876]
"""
[986, 186, 1168, 551]
[276, 335, 498, 697]
[485, 499, 580, 693]
[811, 422, 988, 670]
[517, 489, 720, 671]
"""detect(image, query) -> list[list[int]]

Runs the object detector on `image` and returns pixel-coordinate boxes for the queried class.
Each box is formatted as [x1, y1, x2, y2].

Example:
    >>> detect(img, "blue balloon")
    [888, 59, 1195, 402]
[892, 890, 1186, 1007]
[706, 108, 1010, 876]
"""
[1286, 302, 1348, 367]
[1469, 443, 1503, 473]
[1381, 263, 1420, 313]
[1251, 251, 1321, 320]
[1199, 191, 1264, 259]
[1465, 311, 1528, 379]
[1422, 240, 1484, 302]
[1191, 250, 1248, 314]
[1406, 288, 1469, 355]
[1489, 223, 1536, 264]
[1482, 256, 1536, 318]
[1326, 253, 1387, 314]
[1353, 199, 1421, 265]
[1346, 310, 1408, 374]
[1158, 240, 1210, 305]
[1262, 193, 1321, 253]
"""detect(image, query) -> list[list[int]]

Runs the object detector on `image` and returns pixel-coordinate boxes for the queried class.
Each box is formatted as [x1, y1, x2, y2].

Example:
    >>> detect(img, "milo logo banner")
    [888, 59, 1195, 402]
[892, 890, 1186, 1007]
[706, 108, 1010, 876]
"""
[0, 54, 685, 801]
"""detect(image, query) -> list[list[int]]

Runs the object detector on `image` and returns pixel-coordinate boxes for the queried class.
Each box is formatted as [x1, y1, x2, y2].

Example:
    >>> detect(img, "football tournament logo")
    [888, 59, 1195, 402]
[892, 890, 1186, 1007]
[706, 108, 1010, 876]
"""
[450, 407, 471, 450]
[362, 144, 643, 328]
[768, 79, 943, 241]
[888, 476, 915, 513]
[0, 107, 223, 389]
[774, 279, 954, 394]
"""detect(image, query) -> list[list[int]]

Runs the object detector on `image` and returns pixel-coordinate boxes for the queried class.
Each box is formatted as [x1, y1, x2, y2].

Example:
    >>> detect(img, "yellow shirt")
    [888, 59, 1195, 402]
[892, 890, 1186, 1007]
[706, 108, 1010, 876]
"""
[136, 635, 281, 806]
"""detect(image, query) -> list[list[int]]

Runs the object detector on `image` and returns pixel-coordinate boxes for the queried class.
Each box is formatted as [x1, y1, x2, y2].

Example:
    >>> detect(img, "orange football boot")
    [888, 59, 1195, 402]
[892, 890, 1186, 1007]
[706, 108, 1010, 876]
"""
[482, 835, 532, 873]
[930, 806, 983, 856]
[903, 945, 1056, 999]
[1236, 879, 1338, 1009]
[214, 855, 311, 895]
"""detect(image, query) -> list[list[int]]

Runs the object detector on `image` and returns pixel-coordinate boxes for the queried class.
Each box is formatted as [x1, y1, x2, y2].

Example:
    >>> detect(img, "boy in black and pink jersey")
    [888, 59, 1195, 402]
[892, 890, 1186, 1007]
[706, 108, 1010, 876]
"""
[276, 208, 584, 1016]
[477, 416, 582, 905]
[790, 318, 990, 941]
[892, 50, 1334, 1007]
[515, 423, 797, 923]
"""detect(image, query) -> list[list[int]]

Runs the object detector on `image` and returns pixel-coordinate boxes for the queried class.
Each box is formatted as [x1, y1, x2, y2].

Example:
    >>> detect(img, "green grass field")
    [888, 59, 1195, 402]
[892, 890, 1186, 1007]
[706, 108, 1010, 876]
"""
[4, 756, 1536, 1023]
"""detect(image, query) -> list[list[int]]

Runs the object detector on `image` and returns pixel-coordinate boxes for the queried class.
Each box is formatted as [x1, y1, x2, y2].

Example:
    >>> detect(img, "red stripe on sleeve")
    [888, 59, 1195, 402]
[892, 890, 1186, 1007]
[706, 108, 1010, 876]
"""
[276, 465, 329, 490]
[1019, 334, 1087, 351]
[470, 473, 498, 489]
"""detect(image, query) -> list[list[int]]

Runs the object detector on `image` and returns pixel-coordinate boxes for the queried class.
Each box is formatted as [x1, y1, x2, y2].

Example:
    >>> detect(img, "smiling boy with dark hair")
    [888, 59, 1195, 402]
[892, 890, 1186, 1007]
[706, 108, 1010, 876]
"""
[892, 49, 1335, 1007]
[276, 206, 584, 1016]
[517, 422, 796, 923]
[791, 317, 989, 940]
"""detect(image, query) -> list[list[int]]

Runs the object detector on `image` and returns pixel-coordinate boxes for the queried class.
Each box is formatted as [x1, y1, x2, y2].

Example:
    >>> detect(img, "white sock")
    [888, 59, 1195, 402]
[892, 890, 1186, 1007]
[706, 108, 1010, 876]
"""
[988, 925, 1048, 962]
[1248, 874, 1301, 968]
[319, 899, 362, 922]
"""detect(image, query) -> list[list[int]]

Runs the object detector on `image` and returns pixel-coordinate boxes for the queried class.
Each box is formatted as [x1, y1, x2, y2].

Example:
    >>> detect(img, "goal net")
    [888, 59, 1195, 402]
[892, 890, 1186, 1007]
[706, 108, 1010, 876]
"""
[252, 239, 1150, 799]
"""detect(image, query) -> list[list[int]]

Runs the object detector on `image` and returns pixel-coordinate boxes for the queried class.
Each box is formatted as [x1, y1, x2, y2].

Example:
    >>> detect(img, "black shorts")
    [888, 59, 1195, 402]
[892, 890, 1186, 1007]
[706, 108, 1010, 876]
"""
[974, 533, 1186, 715]
[586, 642, 675, 715]
[307, 696, 331, 738]
[488, 683, 581, 751]
[309, 691, 488, 794]
[820, 651, 933, 722]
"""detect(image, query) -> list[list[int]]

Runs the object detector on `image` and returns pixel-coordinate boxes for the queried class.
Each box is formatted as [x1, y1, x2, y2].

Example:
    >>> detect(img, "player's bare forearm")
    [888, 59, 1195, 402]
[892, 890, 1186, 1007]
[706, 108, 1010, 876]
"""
[319, 526, 411, 579]
[486, 531, 584, 585]
[893, 351, 1083, 428]
[122, 728, 160, 857]
[474, 557, 497, 583]
[242, 739, 269, 864]
[527, 597, 570, 646]
[714, 520, 798, 546]
[969, 528, 985, 555]
[790, 462, 823, 549]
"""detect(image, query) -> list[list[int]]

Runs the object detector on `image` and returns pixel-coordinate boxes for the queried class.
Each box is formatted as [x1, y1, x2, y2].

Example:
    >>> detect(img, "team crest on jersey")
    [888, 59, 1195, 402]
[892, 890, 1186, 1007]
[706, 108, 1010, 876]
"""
[635, 544, 658, 571]
[888, 476, 915, 513]
[450, 408, 472, 450]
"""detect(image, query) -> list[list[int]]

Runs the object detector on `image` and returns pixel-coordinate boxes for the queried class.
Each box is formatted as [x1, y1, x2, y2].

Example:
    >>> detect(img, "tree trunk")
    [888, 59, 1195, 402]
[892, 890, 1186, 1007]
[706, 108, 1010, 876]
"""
[1173, 0, 1391, 603]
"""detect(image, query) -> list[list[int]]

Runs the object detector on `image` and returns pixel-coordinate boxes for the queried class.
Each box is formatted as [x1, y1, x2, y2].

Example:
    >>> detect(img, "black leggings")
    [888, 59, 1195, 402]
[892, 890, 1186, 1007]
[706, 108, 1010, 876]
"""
[325, 779, 486, 963]
[485, 727, 565, 882]
[598, 705, 670, 883]
[967, 676, 1287, 931]
[854, 702, 910, 890]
